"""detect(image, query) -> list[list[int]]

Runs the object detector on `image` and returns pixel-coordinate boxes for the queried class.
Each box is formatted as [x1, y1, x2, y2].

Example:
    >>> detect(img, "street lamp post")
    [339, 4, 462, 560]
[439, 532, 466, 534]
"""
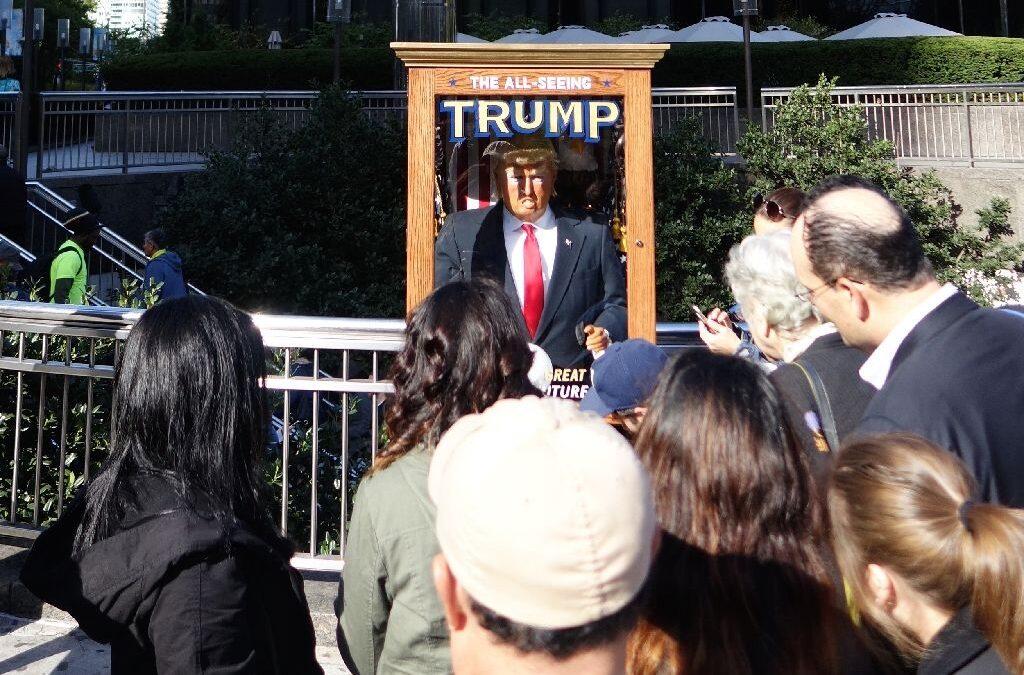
[31, 8, 43, 91]
[57, 19, 69, 90]
[733, 0, 758, 126]
[93, 27, 107, 89]
[327, 0, 352, 85]
[15, 0, 36, 175]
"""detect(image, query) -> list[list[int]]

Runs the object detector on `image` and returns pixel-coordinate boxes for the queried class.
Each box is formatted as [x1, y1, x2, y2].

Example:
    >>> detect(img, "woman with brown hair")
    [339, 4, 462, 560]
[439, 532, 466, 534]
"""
[336, 278, 540, 674]
[830, 434, 1024, 674]
[628, 350, 863, 675]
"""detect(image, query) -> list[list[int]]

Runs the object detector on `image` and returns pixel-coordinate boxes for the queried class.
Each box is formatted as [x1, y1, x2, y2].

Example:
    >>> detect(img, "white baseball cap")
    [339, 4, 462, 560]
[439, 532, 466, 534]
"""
[428, 396, 656, 630]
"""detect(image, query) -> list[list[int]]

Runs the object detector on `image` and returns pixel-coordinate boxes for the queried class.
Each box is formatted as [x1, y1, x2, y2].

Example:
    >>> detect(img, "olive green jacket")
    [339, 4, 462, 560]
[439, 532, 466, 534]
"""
[337, 448, 451, 675]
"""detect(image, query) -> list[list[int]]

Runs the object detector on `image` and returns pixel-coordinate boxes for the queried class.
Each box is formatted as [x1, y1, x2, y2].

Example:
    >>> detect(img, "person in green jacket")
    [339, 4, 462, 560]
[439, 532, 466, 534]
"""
[336, 278, 540, 675]
[50, 208, 101, 305]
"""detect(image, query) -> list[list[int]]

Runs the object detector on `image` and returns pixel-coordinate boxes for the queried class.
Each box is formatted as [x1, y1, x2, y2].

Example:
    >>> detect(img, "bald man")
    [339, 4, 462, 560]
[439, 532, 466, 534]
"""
[790, 174, 1024, 507]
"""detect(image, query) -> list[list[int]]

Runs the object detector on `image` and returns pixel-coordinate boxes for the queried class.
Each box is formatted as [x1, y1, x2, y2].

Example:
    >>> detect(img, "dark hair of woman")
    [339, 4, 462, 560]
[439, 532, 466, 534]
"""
[628, 350, 840, 675]
[375, 278, 541, 473]
[765, 186, 806, 218]
[73, 295, 286, 556]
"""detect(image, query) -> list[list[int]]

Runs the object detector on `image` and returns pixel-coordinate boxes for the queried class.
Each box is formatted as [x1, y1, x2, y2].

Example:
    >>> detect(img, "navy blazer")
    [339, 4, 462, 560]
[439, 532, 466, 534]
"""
[434, 202, 627, 367]
[857, 292, 1024, 507]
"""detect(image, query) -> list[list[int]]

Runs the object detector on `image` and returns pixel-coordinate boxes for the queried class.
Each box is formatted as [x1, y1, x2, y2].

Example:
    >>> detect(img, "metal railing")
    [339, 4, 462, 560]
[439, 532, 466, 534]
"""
[652, 87, 740, 155]
[19, 83, 1024, 176]
[761, 83, 1024, 165]
[36, 91, 319, 177]
[0, 300, 701, 570]
[32, 88, 742, 176]
[0, 93, 16, 154]
[20, 181, 203, 303]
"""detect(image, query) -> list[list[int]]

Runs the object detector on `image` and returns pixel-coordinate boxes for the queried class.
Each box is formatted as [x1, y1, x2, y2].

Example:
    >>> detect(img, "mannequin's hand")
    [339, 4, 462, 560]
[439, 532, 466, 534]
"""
[583, 325, 611, 353]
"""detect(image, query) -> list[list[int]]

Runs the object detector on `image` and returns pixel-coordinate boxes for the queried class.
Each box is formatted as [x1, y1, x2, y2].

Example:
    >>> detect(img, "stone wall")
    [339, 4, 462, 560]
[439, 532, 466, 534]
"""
[920, 165, 1024, 236]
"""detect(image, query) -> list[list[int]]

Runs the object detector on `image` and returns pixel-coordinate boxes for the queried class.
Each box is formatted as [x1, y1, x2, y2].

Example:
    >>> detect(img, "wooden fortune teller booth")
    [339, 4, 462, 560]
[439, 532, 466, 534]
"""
[395, 42, 669, 361]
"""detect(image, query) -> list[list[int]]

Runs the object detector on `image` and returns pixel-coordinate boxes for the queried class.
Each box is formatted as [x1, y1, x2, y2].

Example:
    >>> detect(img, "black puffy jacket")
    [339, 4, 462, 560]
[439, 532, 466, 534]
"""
[20, 475, 323, 674]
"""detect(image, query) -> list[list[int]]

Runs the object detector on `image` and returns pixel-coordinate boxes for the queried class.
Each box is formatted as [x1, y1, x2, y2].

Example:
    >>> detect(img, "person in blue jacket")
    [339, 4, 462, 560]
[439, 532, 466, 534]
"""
[141, 228, 187, 303]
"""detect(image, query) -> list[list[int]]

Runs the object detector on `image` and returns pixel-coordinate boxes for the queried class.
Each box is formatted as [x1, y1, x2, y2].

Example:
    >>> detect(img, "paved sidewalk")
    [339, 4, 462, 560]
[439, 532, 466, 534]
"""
[0, 613, 348, 673]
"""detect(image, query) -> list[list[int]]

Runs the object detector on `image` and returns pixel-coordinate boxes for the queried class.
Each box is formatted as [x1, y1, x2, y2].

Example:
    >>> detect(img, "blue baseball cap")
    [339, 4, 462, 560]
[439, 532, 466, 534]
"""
[579, 339, 668, 417]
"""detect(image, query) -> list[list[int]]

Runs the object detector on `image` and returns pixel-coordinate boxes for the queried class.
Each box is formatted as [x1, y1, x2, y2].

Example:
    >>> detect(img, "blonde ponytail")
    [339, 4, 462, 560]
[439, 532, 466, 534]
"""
[964, 503, 1024, 672]
[829, 434, 1024, 673]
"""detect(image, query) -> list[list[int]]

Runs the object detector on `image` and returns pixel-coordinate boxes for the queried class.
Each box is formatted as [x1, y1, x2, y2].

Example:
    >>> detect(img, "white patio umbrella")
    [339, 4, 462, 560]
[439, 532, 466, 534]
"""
[533, 25, 620, 44]
[456, 32, 488, 43]
[752, 25, 816, 42]
[826, 13, 960, 40]
[674, 16, 757, 43]
[615, 24, 681, 43]
[494, 28, 544, 43]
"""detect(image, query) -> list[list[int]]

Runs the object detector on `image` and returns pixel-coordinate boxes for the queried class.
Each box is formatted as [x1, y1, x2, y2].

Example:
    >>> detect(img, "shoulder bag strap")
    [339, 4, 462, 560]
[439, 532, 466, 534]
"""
[792, 361, 840, 453]
[55, 243, 84, 276]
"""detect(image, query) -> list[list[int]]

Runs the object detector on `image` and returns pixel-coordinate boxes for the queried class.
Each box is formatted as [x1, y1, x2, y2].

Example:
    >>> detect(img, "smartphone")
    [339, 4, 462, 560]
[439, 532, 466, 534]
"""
[692, 305, 710, 326]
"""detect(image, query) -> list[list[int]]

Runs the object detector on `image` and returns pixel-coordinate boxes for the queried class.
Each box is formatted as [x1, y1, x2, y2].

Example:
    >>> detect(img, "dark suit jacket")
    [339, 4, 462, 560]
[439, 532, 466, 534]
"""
[771, 332, 875, 486]
[434, 202, 627, 367]
[857, 292, 1024, 507]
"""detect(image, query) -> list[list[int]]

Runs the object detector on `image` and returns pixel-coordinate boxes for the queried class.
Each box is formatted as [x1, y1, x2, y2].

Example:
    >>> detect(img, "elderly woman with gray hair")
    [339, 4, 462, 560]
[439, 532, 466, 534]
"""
[722, 230, 875, 483]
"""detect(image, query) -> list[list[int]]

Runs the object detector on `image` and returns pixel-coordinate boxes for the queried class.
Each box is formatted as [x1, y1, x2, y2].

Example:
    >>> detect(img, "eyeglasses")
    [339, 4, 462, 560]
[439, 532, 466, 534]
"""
[752, 193, 788, 222]
[795, 280, 835, 303]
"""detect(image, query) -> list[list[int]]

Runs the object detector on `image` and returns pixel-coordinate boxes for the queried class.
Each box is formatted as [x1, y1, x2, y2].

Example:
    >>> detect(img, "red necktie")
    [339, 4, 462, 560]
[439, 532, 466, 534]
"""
[521, 223, 544, 339]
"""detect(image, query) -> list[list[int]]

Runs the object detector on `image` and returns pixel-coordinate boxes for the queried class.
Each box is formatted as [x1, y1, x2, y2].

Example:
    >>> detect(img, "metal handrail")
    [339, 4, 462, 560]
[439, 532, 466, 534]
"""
[24, 181, 205, 296]
[0, 299, 701, 569]
[0, 301, 702, 349]
[761, 82, 1024, 95]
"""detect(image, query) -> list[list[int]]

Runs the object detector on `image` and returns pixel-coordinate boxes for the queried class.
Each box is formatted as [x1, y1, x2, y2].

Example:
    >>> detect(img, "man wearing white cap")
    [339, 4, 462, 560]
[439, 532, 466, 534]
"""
[428, 396, 657, 674]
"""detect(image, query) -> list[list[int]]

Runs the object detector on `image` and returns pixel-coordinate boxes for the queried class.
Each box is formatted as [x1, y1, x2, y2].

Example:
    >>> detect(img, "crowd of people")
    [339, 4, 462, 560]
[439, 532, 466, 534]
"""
[15, 172, 1024, 675]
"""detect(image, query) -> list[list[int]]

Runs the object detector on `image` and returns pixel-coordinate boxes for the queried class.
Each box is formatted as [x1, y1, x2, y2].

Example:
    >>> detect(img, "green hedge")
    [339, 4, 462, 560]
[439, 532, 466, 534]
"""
[102, 48, 394, 90]
[102, 37, 1023, 93]
[653, 37, 1024, 95]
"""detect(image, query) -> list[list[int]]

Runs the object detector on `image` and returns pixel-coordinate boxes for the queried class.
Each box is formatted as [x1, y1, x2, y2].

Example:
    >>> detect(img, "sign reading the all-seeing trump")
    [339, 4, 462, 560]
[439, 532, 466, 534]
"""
[439, 98, 621, 144]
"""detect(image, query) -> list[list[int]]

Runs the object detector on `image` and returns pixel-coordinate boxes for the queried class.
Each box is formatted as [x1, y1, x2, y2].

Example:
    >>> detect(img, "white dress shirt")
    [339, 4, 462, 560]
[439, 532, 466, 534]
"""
[859, 283, 959, 389]
[503, 207, 559, 309]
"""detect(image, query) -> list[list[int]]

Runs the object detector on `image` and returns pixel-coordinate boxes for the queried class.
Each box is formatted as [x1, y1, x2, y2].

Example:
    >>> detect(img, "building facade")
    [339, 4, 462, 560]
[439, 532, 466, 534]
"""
[91, 0, 169, 32]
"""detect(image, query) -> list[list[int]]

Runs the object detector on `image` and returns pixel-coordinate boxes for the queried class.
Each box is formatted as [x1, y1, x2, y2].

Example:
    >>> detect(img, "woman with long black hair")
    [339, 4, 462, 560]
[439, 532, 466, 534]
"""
[22, 296, 321, 674]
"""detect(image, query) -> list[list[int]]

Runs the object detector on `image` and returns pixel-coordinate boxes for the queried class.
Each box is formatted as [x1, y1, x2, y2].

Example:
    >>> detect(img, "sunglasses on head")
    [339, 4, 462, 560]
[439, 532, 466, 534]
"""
[752, 193, 788, 222]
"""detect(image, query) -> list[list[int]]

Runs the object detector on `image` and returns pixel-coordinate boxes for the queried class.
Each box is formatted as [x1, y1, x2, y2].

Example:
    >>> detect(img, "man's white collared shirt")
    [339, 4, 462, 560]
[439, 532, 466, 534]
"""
[503, 207, 559, 309]
[859, 283, 959, 389]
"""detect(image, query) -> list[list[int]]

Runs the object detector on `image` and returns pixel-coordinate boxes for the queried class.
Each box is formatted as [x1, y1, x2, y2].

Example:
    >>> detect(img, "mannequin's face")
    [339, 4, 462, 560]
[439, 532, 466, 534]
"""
[500, 162, 555, 222]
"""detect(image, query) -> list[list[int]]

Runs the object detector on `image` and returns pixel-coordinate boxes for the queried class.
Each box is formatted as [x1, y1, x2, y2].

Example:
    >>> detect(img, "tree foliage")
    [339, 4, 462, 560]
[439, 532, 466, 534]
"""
[157, 86, 406, 318]
[738, 76, 1024, 304]
[459, 12, 546, 41]
[654, 119, 749, 321]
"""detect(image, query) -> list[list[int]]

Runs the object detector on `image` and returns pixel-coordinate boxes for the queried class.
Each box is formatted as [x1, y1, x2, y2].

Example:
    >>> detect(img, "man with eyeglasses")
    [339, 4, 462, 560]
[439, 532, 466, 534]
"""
[435, 135, 626, 368]
[790, 174, 1024, 508]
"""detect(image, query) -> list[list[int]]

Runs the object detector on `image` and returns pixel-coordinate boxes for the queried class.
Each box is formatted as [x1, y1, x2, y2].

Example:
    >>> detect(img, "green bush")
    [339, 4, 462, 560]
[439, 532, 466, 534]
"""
[651, 37, 1024, 96]
[653, 119, 749, 321]
[738, 76, 1024, 305]
[156, 86, 406, 318]
[102, 47, 394, 90]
